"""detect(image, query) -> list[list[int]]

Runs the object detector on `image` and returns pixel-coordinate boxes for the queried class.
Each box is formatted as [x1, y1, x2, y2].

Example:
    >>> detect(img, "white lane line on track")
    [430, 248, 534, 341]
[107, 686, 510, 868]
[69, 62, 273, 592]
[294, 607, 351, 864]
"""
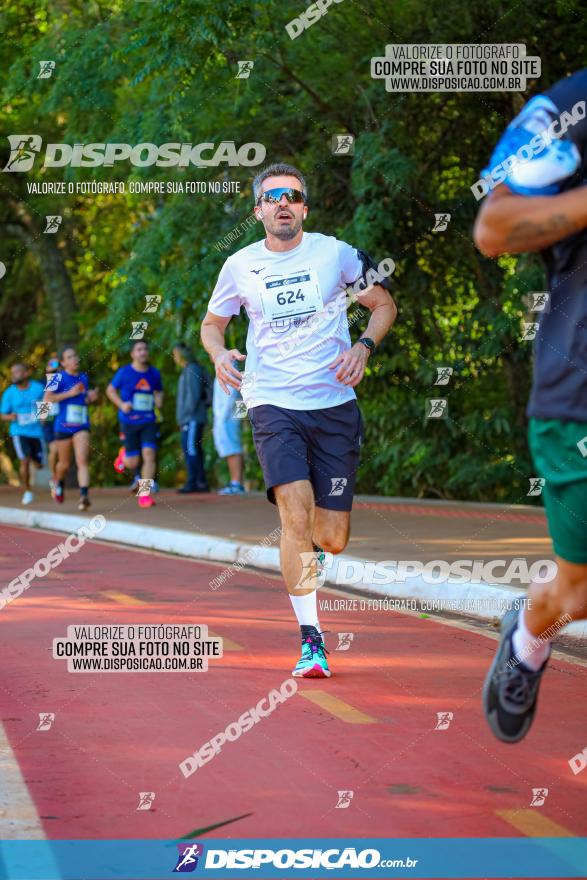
[0, 721, 61, 878]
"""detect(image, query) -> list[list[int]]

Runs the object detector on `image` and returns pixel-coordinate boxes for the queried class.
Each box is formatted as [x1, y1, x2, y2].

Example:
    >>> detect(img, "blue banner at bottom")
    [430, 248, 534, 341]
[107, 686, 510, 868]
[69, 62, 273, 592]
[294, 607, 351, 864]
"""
[0, 838, 586, 880]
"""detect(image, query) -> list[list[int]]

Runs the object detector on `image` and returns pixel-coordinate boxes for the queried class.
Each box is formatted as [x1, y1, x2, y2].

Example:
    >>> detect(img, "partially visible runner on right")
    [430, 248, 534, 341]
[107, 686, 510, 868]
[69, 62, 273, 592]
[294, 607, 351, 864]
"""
[474, 68, 587, 742]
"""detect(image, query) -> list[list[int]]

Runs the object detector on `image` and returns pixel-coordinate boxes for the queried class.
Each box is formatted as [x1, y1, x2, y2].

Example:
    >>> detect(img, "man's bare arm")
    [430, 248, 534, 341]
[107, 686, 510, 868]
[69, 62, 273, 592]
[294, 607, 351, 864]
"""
[473, 184, 587, 257]
[105, 383, 132, 414]
[356, 283, 397, 343]
[201, 311, 245, 393]
[330, 284, 397, 387]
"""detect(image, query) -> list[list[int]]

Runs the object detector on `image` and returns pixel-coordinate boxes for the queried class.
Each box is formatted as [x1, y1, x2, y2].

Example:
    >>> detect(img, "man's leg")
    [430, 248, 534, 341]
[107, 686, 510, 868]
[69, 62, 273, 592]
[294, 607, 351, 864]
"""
[55, 439, 72, 482]
[72, 430, 90, 489]
[193, 422, 208, 487]
[248, 405, 330, 675]
[180, 422, 198, 488]
[12, 438, 28, 489]
[313, 508, 351, 556]
[123, 452, 140, 474]
[274, 480, 316, 594]
[120, 426, 140, 476]
[17, 449, 34, 504]
[141, 446, 156, 481]
[19, 457, 30, 491]
[227, 453, 244, 485]
[48, 441, 58, 480]
[483, 417, 587, 742]
[512, 557, 586, 667]
[274, 480, 331, 677]
[72, 430, 91, 509]
[53, 438, 72, 502]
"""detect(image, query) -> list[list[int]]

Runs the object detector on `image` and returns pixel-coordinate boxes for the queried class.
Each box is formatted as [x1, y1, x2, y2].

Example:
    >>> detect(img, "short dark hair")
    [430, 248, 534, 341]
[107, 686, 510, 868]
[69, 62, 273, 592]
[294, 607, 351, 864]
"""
[130, 338, 148, 353]
[58, 344, 76, 362]
[173, 343, 193, 362]
[252, 162, 307, 203]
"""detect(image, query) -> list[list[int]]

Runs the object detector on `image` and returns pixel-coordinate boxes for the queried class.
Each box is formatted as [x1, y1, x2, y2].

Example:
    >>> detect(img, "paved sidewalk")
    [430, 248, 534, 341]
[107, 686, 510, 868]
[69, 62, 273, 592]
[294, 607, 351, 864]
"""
[0, 485, 551, 566]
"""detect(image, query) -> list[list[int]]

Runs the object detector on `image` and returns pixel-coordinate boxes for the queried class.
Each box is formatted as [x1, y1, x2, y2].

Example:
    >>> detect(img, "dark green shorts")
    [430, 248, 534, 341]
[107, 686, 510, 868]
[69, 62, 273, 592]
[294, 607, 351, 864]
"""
[528, 418, 587, 564]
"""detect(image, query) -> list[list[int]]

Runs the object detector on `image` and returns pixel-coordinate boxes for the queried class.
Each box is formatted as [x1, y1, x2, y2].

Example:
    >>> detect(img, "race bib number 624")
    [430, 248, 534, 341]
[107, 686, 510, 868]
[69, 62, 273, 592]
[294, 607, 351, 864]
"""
[258, 269, 323, 323]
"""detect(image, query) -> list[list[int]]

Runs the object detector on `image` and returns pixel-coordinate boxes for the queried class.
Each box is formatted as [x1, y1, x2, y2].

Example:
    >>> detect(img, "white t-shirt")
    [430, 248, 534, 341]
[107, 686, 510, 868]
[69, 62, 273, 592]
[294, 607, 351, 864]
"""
[207, 231, 365, 410]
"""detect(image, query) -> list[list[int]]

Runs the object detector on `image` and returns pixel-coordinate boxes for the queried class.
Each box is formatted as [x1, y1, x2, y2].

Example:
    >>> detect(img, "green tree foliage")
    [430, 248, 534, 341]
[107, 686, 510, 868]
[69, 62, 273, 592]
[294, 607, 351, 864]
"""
[0, 0, 584, 497]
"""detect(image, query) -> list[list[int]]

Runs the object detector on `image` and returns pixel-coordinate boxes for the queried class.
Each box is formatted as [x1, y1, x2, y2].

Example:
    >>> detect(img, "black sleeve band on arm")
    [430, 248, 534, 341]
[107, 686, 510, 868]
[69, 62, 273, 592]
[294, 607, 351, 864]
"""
[356, 249, 392, 291]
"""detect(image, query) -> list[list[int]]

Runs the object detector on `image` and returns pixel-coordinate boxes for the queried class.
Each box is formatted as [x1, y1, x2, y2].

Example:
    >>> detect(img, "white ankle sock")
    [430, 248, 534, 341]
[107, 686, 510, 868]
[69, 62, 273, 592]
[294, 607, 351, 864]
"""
[289, 590, 319, 629]
[512, 608, 551, 671]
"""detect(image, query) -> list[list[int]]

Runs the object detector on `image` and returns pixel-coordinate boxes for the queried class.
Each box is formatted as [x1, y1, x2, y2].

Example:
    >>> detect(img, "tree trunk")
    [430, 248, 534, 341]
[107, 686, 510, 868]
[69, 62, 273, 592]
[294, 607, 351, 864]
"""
[3, 201, 79, 348]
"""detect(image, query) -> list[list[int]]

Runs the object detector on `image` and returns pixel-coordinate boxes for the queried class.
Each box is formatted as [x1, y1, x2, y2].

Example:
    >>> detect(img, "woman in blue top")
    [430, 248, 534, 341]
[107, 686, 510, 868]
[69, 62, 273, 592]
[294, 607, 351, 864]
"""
[43, 345, 99, 511]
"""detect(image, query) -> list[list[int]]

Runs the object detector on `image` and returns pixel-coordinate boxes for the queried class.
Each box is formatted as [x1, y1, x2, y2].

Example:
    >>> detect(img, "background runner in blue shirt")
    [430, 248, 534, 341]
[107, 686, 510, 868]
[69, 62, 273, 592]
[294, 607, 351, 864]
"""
[106, 339, 163, 508]
[43, 345, 99, 511]
[0, 361, 44, 505]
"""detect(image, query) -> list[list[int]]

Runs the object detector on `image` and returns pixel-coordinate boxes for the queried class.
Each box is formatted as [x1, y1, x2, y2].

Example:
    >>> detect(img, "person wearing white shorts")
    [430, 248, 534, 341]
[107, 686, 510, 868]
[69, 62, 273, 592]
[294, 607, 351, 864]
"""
[212, 374, 245, 495]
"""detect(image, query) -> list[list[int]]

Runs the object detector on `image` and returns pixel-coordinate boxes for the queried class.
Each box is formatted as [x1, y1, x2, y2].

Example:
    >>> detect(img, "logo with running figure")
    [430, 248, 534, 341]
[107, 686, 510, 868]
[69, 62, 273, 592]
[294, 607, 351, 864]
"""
[432, 213, 451, 232]
[34, 401, 53, 421]
[522, 322, 539, 341]
[530, 787, 549, 807]
[435, 712, 453, 730]
[527, 292, 550, 313]
[233, 401, 249, 419]
[3, 134, 42, 172]
[136, 791, 155, 810]
[331, 134, 355, 155]
[173, 842, 204, 872]
[235, 61, 254, 79]
[336, 632, 354, 651]
[130, 321, 148, 339]
[329, 477, 348, 496]
[296, 550, 333, 591]
[44, 215, 62, 233]
[527, 477, 545, 497]
[335, 790, 354, 808]
[37, 60, 56, 79]
[143, 295, 162, 313]
[434, 367, 453, 386]
[37, 712, 55, 731]
[426, 399, 448, 419]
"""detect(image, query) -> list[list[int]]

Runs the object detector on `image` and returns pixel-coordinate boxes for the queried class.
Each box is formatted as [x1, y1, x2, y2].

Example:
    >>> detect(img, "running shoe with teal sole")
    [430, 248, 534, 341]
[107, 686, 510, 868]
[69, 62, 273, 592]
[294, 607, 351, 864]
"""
[292, 633, 331, 678]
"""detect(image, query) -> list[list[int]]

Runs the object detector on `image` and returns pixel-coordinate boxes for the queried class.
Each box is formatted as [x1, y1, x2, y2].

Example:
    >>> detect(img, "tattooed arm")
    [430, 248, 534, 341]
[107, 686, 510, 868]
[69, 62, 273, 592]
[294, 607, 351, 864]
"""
[473, 184, 587, 257]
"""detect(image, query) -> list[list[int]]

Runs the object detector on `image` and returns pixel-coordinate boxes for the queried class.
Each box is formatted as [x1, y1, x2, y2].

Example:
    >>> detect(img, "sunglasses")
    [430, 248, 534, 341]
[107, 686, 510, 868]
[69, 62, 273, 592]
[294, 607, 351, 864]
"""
[257, 186, 306, 205]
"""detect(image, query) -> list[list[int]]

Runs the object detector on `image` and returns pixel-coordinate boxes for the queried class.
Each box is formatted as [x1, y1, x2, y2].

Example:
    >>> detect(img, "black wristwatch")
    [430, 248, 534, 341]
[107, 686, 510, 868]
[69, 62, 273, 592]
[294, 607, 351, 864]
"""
[358, 337, 376, 355]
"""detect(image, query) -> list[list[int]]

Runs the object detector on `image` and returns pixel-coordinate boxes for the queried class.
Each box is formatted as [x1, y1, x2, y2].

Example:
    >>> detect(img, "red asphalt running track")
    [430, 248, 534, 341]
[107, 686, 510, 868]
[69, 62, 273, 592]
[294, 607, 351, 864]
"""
[0, 524, 586, 843]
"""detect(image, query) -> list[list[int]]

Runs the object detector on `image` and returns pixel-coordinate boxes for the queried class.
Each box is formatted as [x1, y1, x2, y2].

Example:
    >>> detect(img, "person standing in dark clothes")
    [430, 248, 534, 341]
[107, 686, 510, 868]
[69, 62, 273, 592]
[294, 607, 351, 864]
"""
[173, 344, 211, 493]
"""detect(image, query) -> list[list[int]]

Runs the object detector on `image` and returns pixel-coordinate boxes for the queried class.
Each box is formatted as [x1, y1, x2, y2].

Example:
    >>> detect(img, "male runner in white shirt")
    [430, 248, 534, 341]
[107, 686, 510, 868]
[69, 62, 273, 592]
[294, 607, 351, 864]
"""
[201, 162, 396, 677]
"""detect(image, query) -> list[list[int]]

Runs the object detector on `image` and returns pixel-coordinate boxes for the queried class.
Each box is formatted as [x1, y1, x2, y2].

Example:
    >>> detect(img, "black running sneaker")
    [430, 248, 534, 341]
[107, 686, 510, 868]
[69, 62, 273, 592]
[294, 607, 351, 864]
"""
[483, 605, 549, 743]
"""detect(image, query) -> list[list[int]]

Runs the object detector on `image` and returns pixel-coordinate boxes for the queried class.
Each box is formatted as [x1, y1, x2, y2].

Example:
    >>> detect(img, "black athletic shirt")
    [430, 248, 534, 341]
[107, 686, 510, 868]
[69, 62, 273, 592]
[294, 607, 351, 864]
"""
[483, 69, 587, 422]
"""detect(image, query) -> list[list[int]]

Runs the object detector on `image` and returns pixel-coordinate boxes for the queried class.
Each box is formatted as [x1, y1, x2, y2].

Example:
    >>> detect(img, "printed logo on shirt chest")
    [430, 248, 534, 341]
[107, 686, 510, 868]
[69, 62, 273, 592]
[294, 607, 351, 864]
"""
[269, 315, 310, 334]
[132, 376, 154, 412]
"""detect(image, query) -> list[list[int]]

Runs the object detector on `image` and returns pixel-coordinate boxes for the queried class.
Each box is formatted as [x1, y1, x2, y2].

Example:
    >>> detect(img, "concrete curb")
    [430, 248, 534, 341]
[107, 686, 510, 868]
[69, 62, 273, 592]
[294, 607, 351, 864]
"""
[1, 505, 585, 641]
